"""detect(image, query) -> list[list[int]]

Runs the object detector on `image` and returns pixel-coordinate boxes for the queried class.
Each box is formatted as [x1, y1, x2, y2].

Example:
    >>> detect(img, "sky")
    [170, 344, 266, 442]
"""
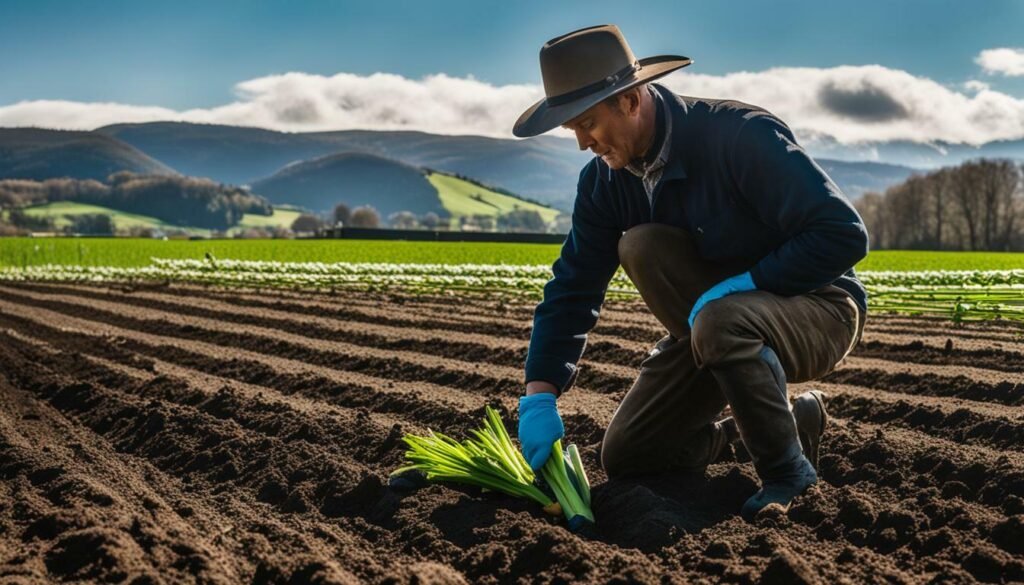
[2, 0, 1024, 154]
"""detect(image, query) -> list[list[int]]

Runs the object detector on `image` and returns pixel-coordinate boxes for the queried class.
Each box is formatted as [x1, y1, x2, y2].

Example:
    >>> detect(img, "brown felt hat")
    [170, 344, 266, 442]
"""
[512, 24, 691, 138]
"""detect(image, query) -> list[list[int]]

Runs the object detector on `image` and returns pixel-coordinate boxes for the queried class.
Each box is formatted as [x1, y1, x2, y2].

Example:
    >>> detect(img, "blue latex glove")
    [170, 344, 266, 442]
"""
[688, 271, 757, 329]
[518, 393, 564, 471]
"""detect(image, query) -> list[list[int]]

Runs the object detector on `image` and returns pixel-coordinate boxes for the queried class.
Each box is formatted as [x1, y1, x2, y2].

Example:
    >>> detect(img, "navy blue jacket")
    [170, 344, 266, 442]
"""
[525, 83, 870, 395]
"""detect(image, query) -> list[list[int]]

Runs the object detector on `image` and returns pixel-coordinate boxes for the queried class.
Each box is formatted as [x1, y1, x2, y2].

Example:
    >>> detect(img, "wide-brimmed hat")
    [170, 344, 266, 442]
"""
[512, 24, 691, 138]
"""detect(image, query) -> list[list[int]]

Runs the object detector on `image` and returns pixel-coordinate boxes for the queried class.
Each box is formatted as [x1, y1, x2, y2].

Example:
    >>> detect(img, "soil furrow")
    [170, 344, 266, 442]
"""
[0, 286, 635, 411]
[0, 373, 242, 584]
[827, 357, 1024, 406]
[805, 381, 1024, 452]
[0, 334, 419, 584]
[854, 337, 1024, 373]
[0, 295, 621, 445]
[4, 282, 1024, 583]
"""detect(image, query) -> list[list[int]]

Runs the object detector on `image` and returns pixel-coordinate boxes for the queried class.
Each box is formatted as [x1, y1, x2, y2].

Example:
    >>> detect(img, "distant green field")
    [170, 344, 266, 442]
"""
[428, 172, 561, 227]
[0, 238, 565, 267]
[2, 237, 1024, 271]
[234, 207, 304, 232]
[854, 250, 1024, 271]
[17, 201, 304, 236]
[22, 201, 211, 235]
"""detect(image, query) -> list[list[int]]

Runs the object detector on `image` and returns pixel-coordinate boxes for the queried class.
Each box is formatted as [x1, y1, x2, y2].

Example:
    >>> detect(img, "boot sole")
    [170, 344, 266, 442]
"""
[797, 390, 828, 470]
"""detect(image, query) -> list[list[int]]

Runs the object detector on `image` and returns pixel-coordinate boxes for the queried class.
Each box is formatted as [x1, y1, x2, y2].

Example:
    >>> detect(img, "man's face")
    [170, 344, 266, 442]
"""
[561, 90, 642, 170]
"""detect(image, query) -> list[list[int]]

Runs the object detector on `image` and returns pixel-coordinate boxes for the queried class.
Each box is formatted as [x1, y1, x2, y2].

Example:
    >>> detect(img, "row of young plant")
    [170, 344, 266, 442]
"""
[2, 258, 1023, 322]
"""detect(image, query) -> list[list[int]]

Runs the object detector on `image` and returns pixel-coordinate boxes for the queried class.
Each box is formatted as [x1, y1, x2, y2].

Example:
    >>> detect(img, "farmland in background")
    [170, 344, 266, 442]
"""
[0, 238, 564, 267]
[3, 237, 1024, 270]
[12, 201, 305, 237]
[427, 172, 562, 228]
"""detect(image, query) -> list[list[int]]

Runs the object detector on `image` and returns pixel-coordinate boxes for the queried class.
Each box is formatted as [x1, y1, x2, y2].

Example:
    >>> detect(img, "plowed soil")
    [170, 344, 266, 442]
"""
[1, 282, 1022, 584]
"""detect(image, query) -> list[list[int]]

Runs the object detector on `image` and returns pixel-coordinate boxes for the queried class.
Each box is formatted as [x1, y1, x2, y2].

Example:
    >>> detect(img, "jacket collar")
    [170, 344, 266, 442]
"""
[606, 82, 688, 184]
[651, 82, 688, 182]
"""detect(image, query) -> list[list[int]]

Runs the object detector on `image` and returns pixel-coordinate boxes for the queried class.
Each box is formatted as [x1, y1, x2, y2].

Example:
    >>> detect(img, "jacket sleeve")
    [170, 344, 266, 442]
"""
[728, 113, 870, 295]
[524, 160, 622, 396]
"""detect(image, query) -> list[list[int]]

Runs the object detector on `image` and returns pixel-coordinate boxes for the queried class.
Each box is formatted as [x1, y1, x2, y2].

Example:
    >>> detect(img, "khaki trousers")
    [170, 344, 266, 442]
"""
[600, 223, 865, 478]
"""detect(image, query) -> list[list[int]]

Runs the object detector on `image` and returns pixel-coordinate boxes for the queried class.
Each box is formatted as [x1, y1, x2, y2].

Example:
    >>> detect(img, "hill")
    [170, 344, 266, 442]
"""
[96, 121, 921, 209]
[0, 173, 273, 230]
[816, 159, 919, 199]
[426, 172, 560, 226]
[251, 152, 444, 218]
[97, 122, 588, 210]
[0, 127, 176, 181]
[17, 200, 302, 236]
[250, 152, 561, 225]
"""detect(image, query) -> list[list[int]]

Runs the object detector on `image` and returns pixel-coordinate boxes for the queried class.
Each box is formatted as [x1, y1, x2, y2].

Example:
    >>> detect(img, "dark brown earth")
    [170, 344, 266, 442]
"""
[1, 281, 1022, 584]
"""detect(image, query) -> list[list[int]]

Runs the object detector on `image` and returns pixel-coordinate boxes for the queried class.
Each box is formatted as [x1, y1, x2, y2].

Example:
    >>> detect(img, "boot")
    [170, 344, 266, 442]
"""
[739, 455, 817, 521]
[792, 389, 828, 470]
[708, 345, 817, 521]
[719, 389, 829, 471]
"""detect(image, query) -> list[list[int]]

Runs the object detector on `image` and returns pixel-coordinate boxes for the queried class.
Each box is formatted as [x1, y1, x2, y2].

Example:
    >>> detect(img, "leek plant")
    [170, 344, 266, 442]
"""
[541, 440, 594, 531]
[390, 405, 594, 530]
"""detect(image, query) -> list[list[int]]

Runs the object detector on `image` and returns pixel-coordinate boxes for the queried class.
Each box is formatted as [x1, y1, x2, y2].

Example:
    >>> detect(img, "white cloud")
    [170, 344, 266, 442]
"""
[964, 80, 990, 92]
[660, 65, 1024, 146]
[0, 72, 541, 139]
[975, 47, 1024, 76]
[2, 65, 1024, 147]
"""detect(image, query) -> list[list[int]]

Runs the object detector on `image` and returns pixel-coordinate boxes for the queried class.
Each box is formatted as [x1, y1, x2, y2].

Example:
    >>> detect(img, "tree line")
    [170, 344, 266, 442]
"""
[854, 158, 1024, 251]
[0, 172, 272, 231]
[288, 203, 570, 235]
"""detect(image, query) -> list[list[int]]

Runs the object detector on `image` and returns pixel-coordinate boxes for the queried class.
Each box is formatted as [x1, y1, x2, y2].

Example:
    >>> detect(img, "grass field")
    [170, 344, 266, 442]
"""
[428, 172, 562, 227]
[21, 201, 212, 236]
[234, 206, 304, 232]
[2, 237, 1024, 271]
[17, 201, 306, 236]
[0, 237, 564, 267]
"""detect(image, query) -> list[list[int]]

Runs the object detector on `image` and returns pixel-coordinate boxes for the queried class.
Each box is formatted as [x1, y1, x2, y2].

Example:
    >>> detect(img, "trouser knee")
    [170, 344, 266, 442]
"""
[618, 223, 689, 276]
[691, 300, 756, 368]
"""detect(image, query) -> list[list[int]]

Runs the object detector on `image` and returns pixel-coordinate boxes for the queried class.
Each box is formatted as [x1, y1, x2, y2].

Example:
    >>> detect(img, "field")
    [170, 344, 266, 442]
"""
[5, 237, 1024, 271]
[0, 280, 1022, 583]
[0, 238, 564, 268]
[428, 172, 562, 228]
[14, 202, 305, 237]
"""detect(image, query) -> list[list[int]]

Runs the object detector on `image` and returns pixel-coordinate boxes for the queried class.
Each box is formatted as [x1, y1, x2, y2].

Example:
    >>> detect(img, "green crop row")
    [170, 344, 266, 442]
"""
[3, 257, 1023, 323]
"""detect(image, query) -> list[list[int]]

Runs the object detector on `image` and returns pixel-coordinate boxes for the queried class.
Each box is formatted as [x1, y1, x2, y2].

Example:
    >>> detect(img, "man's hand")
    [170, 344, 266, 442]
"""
[518, 392, 564, 471]
[688, 271, 757, 329]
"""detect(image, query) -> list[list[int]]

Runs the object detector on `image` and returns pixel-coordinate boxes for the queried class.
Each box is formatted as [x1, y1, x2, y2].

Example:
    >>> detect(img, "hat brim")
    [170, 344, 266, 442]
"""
[512, 55, 692, 138]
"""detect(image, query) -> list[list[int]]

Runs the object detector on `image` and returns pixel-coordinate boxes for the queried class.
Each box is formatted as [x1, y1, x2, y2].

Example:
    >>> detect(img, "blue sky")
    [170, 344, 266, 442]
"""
[2, 0, 1023, 153]
[2, 0, 1022, 107]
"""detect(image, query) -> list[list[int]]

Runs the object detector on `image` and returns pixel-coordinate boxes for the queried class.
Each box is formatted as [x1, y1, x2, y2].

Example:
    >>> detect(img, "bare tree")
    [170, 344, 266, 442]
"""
[420, 212, 441, 229]
[854, 192, 887, 249]
[855, 157, 1023, 251]
[498, 209, 546, 233]
[291, 213, 325, 233]
[333, 203, 351, 226]
[349, 206, 380, 228]
[388, 211, 418, 229]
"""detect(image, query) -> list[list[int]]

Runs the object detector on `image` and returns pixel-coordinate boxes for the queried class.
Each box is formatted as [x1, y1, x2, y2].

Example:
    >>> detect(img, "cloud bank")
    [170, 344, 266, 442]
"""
[2, 63, 1023, 147]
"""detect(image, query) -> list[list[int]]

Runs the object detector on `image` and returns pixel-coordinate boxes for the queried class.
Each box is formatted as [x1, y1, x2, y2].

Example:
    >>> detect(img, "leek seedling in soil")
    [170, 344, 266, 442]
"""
[541, 440, 595, 531]
[390, 405, 595, 530]
[390, 406, 561, 516]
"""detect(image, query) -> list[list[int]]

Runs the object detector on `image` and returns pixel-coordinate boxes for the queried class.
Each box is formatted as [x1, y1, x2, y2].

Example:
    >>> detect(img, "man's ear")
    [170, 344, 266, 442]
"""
[624, 87, 643, 117]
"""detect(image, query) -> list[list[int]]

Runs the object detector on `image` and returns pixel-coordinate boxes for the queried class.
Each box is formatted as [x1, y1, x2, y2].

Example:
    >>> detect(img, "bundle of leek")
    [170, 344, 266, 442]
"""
[389, 405, 594, 530]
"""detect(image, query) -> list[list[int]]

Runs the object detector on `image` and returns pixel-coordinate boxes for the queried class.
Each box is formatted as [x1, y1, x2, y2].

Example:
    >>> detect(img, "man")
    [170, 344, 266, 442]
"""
[513, 24, 868, 520]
